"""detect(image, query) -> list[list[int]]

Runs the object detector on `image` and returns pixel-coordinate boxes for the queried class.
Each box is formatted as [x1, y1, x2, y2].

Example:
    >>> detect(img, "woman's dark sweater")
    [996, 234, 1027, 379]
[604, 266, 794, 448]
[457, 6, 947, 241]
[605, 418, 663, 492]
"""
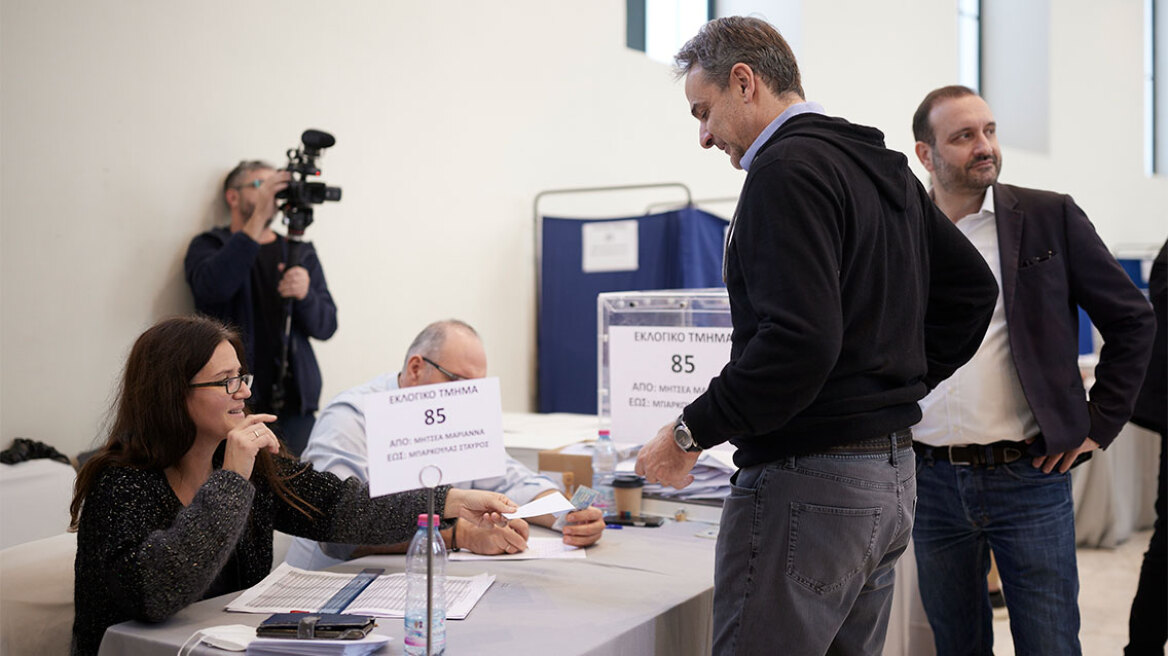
[72, 459, 447, 655]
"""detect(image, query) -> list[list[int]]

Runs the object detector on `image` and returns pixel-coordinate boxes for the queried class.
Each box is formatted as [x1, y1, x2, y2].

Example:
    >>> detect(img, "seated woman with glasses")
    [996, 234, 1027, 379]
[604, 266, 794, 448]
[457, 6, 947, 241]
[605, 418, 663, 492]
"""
[68, 315, 517, 656]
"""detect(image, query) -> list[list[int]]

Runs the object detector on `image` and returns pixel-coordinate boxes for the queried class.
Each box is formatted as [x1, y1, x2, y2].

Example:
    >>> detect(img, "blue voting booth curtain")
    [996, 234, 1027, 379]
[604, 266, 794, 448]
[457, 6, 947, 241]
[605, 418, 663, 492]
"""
[538, 207, 728, 414]
[1078, 257, 1150, 355]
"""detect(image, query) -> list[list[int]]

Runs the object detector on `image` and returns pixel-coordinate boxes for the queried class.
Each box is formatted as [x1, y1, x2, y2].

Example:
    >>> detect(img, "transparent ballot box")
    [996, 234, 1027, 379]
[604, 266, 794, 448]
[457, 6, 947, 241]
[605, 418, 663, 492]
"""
[597, 289, 732, 443]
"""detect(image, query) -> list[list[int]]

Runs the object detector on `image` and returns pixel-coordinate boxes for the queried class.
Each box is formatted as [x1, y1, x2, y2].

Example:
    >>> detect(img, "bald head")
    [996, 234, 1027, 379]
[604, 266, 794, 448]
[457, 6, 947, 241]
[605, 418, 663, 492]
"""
[399, 320, 486, 388]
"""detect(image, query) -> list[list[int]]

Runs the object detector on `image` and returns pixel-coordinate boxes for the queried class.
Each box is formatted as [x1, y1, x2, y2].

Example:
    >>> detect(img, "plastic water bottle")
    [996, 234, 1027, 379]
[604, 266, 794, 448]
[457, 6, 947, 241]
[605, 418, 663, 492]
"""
[404, 514, 446, 655]
[593, 427, 618, 512]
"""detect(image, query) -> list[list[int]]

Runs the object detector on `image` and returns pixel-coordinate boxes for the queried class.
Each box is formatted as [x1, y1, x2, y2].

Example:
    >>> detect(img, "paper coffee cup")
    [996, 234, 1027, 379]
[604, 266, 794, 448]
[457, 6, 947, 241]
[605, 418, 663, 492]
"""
[612, 475, 645, 519]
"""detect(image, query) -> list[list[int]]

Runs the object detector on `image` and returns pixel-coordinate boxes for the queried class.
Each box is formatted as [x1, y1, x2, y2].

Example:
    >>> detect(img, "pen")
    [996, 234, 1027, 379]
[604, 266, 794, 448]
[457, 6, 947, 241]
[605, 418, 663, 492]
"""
[605, 524, 623, 529]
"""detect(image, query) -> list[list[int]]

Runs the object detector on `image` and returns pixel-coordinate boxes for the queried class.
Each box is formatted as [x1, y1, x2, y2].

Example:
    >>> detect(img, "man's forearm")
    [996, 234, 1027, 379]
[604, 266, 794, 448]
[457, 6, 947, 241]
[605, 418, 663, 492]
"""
[348, 525, 455, 558]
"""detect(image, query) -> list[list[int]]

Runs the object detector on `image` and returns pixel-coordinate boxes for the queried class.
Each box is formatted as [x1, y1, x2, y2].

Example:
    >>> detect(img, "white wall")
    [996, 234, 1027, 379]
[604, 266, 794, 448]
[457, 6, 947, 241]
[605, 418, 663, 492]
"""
[801, 0, 1167, 252]
[2, 0, 1165, 457]
[983, 0, 1051, 153]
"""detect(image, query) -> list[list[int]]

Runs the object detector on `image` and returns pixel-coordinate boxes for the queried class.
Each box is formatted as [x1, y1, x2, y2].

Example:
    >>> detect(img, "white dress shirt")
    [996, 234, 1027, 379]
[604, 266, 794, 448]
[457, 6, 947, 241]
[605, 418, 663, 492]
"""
[914, 187, 1040, 447]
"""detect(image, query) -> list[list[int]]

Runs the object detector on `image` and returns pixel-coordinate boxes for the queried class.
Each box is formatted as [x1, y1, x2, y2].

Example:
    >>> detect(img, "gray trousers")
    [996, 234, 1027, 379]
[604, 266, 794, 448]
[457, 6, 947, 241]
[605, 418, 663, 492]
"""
[713, 438, 916, 656]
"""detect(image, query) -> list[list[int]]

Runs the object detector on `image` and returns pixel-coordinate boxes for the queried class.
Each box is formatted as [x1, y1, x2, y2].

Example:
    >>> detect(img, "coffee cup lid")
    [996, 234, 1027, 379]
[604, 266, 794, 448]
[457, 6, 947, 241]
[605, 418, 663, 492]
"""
[611, 474, 644, 488]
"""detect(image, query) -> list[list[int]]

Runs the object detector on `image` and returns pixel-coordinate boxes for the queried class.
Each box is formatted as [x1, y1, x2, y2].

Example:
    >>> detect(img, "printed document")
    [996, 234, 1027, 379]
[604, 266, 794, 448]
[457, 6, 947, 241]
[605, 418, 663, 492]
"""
[227, 563, 494, 620]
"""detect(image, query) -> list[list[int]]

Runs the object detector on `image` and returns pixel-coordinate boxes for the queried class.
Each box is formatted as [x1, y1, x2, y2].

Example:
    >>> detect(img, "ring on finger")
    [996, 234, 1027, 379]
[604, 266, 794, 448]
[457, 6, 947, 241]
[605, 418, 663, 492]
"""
[254, 429, 262, 438]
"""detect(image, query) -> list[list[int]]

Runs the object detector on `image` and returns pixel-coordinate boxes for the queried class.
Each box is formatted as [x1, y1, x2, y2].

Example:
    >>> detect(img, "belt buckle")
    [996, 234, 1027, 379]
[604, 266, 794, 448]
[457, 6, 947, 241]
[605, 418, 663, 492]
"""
[948, 445, 973, 466]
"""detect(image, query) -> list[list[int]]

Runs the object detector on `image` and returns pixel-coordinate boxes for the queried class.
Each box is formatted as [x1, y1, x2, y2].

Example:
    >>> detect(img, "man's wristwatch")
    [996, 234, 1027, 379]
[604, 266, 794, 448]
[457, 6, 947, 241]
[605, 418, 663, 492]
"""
[672, 415, 703, 453]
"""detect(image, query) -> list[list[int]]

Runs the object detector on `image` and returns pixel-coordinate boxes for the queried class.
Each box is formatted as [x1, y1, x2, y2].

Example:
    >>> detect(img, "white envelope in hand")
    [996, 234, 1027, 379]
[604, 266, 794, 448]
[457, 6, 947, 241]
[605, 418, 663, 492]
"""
[503, 493, 576, 519]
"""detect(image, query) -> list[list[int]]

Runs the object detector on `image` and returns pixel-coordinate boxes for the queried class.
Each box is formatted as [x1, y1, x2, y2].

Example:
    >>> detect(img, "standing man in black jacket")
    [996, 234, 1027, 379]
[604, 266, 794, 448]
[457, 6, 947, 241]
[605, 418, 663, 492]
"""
[185, 160, 338, 455]
[909, 86, 1155, 656]
[635, 17, 998, 655]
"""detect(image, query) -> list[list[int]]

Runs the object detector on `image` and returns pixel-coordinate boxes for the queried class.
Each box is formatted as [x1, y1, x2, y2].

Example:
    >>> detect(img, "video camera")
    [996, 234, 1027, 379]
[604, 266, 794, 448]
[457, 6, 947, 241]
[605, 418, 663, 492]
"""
[278, 129, 342, 238]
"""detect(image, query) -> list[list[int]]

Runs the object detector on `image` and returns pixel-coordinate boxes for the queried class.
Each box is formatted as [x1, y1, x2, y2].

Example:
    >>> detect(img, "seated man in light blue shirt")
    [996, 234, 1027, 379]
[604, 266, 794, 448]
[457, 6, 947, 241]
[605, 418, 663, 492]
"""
[285, 319, 605, 569]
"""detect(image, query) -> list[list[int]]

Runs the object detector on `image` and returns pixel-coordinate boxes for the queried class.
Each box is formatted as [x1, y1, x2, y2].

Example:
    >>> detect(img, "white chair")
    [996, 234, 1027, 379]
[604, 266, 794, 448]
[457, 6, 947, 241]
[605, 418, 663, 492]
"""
[0, 532, 76, 655]
[0, 530, 291, 656]
[0, 460, 76, 550]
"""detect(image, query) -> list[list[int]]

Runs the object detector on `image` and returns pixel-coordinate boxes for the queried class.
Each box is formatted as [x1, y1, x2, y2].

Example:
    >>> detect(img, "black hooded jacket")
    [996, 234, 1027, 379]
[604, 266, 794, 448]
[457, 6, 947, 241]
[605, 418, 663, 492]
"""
[683, 112, 998, 468]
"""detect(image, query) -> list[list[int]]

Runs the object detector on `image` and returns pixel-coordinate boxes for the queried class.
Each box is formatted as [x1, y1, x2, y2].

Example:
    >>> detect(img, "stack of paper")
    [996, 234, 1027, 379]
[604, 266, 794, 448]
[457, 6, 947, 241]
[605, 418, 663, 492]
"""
[247, 633, 390, 655]
[557, 440, 642, 461]
[555, 436, 737, 501]
[618, 444, 736, 501]
[501, 412, 598, 449]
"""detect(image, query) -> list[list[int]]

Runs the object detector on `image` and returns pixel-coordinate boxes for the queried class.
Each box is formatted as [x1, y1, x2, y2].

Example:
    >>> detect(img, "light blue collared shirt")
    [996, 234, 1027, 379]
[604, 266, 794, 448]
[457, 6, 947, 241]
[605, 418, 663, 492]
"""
[739, 101, 826, 171]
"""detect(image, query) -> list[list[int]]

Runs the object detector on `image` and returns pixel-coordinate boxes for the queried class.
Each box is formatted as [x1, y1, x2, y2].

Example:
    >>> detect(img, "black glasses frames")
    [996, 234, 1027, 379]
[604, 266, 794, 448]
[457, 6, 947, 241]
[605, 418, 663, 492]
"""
[189, 373, 254, 394]
[421, 356, 466, 382]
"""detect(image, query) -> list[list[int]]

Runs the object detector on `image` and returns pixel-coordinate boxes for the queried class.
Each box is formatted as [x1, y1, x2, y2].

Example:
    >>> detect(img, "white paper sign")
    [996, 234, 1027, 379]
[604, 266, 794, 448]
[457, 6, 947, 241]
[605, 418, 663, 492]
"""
[608, 326, 733, 442]
[582, 220, 638, 272]
[364, 377, 506, 496]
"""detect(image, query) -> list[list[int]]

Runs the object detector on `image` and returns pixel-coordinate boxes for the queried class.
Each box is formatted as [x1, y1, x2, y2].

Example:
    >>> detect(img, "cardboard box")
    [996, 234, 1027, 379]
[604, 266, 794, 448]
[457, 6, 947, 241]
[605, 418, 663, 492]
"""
[538, 447, 593, 494]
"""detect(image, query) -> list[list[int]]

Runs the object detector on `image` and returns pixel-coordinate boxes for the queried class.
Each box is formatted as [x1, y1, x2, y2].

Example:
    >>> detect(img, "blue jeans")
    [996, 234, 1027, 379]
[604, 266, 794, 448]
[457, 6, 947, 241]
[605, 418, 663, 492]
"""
[913, 456, 1080, 656]
[713, 438, 916, 656]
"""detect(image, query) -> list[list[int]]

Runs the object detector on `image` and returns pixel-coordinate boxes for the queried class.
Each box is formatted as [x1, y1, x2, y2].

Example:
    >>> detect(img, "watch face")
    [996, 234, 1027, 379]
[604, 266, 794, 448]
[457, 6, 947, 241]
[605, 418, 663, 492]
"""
[674, 424, 693, 449]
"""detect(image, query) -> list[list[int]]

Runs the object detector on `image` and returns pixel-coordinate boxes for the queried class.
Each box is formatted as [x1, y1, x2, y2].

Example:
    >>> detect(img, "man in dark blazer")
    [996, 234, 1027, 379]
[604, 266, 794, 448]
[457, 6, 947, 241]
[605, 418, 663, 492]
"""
[1125, 238, 1166, 655]
[909, 85, 1155, 656]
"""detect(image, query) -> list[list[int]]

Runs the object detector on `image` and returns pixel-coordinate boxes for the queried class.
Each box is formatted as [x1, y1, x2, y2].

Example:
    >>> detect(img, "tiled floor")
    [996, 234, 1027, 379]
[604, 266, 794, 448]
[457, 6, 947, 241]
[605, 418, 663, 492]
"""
[990, 529, 1155, 655]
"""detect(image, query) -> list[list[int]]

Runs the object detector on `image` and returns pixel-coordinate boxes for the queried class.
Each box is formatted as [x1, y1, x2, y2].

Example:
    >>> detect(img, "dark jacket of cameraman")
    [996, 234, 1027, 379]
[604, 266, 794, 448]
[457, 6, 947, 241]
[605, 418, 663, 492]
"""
[184, 227, 337, 416]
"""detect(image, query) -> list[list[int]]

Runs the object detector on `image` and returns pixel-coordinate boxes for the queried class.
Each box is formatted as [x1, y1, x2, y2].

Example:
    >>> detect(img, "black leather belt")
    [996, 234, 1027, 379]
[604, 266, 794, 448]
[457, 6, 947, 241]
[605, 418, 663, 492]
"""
[823, 430, 913, 455]
[913, 440, 1028, 467]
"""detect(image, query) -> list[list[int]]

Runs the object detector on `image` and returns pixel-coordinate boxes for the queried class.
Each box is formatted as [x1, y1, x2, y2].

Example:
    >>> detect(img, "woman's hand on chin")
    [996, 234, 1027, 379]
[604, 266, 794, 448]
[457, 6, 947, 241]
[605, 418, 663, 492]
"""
[222, 413, 279, 480]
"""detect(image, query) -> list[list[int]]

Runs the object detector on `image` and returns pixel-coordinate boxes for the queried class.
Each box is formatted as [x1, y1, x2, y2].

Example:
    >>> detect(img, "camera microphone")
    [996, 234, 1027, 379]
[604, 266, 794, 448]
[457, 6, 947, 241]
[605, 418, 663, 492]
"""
[279, 128, 341, 238]
[301, 129, 335, 150]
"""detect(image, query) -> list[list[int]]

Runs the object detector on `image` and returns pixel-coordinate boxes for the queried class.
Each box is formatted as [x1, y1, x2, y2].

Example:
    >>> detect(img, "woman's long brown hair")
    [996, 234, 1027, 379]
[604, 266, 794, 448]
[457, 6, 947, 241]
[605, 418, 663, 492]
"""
[69, 315, 316, 529]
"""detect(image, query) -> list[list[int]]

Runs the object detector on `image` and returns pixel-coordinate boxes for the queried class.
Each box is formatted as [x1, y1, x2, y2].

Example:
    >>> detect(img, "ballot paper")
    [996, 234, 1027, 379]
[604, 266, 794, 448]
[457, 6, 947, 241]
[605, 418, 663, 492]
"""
[247, 633, 390, 656]
[228, 563, 493, 620]
[502, 492, 575, 519]
[449, 536, 585, 562]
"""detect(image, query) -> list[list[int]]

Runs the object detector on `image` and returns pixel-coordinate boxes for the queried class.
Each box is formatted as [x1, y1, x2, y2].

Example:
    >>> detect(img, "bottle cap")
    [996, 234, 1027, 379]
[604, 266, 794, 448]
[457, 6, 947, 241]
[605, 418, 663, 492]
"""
[416, 513, 439, 527]
[598, 429, 611, 439]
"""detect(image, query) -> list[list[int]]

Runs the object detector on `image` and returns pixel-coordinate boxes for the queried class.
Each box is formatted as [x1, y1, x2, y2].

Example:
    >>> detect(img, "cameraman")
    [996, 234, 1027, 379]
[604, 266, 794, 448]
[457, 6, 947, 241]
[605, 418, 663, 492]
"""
[184, 160, 338, 456]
